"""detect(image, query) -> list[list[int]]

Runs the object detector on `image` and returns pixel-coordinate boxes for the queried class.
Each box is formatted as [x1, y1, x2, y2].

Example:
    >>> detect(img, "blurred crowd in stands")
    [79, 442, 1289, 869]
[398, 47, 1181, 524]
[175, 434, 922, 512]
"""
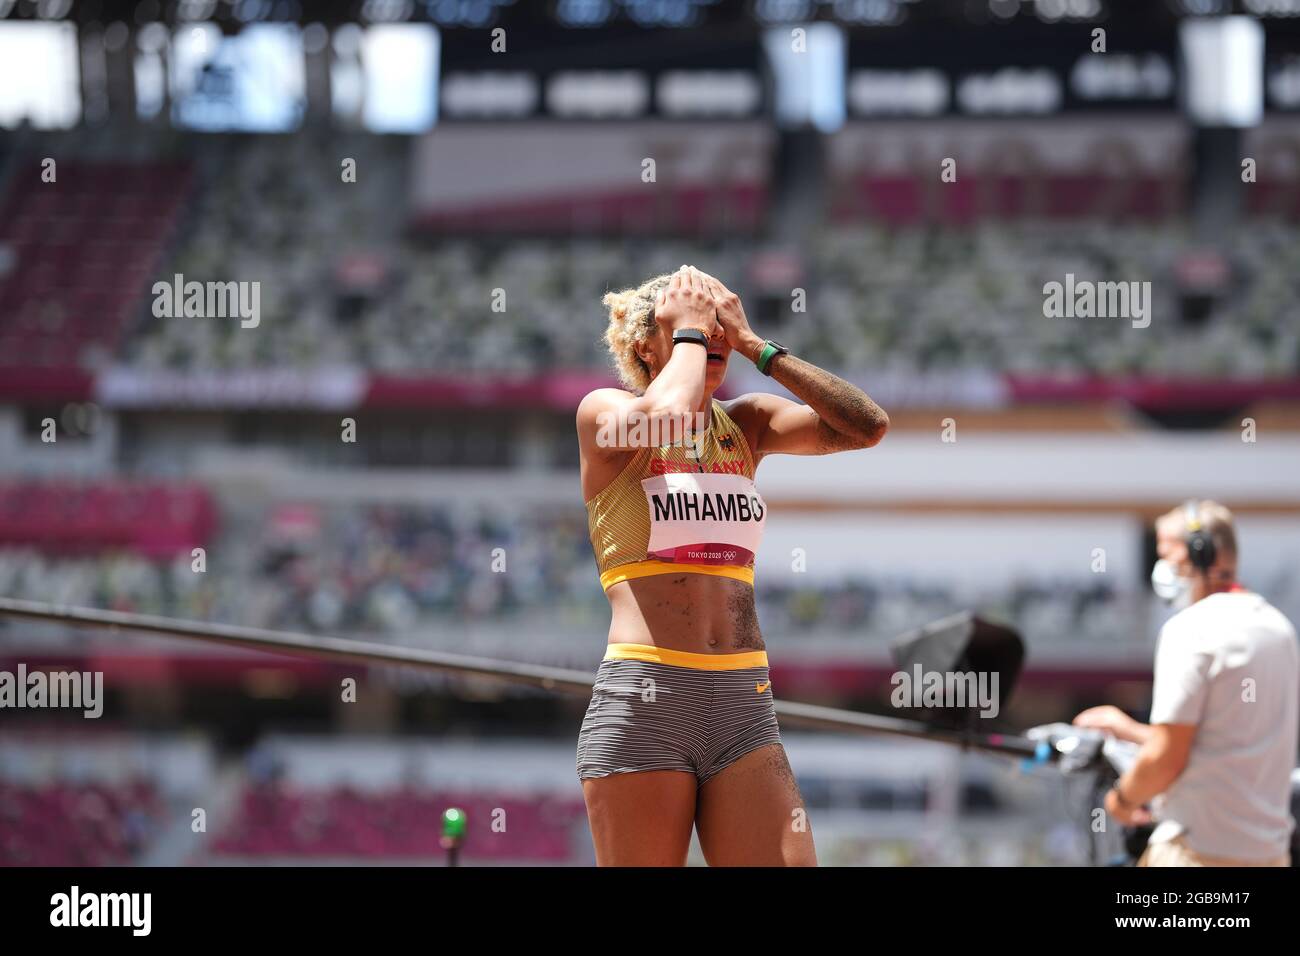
[214, 781, 584, 861]
[70, 137, 1296, 380]
[796, 221, 1300, 378]
[0, 777, 163, 866]
[0, 736, 1087, 867]
[121, 218, 1300, 379]
[0, 497, 1139, 647]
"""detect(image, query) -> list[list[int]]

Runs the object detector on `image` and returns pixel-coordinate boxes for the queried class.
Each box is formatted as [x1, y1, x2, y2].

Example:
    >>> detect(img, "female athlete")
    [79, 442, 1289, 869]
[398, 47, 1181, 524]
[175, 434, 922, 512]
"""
[575, 265, 889, 865]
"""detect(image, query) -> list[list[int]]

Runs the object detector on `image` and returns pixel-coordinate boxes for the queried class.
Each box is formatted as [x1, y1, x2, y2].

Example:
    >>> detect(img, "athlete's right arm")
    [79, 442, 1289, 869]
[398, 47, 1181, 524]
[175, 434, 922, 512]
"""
[577, 267, 719, 454]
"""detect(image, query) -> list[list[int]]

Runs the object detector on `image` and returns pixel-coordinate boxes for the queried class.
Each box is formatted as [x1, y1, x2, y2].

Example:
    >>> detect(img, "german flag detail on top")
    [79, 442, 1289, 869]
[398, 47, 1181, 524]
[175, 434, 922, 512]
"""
[586, 399, 766, 590]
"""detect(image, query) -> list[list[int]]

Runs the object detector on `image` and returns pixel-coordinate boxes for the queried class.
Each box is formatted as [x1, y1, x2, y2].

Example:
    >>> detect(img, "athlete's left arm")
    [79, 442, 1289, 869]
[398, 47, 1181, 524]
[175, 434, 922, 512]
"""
[745, 355, 889, 455]
[702, 274, 888, 455]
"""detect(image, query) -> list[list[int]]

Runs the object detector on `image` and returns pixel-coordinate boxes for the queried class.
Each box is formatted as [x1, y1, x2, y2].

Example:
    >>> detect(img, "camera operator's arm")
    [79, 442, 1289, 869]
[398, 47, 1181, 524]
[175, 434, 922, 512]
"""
[1072, 705, 1154, 745]
[1100, 625, 1208, 824]
[1104, 724, 1197, 825]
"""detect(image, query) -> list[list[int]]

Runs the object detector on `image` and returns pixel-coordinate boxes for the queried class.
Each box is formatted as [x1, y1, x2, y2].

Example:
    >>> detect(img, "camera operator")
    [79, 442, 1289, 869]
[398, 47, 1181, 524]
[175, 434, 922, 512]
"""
[1073, 501, 1298, 866]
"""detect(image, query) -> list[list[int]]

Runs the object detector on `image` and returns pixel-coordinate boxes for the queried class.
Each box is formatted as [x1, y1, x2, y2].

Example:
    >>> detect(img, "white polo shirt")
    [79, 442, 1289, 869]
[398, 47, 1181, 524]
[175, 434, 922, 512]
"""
[1148, 589, 1299, 861]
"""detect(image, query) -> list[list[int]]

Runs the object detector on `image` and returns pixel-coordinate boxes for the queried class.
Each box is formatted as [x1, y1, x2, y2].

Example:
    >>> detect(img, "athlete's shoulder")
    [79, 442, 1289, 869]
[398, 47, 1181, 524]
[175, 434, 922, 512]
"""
[719, 391, 791, 425]
[580, 386, 638, 405]
[720, 392, 798, 436]
[577, 388, 637, 424]
[718, 393, 785, 462]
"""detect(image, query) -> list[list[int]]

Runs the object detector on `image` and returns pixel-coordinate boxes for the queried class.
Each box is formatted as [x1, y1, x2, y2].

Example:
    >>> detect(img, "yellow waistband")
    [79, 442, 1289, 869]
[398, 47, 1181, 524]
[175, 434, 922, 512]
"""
[603, 643, 769, 670]
[599, 559, 754, 591]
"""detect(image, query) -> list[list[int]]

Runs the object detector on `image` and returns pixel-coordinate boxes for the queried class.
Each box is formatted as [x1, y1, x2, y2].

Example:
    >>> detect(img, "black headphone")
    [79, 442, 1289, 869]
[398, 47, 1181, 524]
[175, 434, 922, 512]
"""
[1183, 500, 1217, 571]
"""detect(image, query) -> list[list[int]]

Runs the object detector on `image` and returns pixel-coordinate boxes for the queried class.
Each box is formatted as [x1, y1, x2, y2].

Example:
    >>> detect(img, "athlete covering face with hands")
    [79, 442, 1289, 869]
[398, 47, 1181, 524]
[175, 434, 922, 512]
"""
[574, 265, 890, 866]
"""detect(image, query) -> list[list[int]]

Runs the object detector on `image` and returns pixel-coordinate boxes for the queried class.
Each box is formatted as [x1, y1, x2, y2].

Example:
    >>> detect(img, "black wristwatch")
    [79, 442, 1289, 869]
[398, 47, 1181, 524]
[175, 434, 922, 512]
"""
[671, 328, 710, 348]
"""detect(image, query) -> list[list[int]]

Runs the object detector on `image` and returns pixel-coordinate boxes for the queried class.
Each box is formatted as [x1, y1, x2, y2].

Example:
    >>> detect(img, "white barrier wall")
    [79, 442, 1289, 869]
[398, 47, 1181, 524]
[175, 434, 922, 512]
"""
[188, 431, 1300, 508]
[0, 405, 119, 477]
[827, 116, 1187, 176]
[754, 432, 1300, 506]
[755, 513, 1142, 587]
[410, 121, 772, 213]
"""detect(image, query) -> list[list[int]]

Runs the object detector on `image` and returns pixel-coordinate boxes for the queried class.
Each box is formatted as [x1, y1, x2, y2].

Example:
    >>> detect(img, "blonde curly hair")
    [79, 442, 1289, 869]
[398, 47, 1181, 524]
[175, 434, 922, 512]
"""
[602, 272, 673, 393]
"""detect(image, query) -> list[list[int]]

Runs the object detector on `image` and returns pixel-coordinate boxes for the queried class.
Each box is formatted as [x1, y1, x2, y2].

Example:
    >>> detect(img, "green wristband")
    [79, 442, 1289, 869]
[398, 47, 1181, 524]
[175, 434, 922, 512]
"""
[756, 341, 780, 375]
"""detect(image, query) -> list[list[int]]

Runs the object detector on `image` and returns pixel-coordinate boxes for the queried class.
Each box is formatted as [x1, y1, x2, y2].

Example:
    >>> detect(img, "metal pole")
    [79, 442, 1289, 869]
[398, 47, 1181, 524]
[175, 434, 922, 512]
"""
[0, 598, 1049, 762]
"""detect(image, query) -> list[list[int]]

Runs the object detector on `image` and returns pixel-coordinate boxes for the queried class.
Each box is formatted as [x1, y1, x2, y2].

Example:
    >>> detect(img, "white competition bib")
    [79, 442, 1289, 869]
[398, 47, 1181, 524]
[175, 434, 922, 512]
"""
[640, 472, 766, 567]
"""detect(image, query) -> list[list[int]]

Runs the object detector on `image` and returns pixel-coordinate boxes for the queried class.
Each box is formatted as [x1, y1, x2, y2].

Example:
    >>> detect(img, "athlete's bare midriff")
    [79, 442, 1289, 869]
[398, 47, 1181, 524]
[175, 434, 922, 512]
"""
[604, 573, 764, 654]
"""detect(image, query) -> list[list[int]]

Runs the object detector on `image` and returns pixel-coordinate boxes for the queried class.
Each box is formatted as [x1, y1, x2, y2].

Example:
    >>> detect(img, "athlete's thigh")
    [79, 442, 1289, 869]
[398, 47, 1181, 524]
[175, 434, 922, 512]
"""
[582, 770, 698, 866]
[695, 743, 817, 866]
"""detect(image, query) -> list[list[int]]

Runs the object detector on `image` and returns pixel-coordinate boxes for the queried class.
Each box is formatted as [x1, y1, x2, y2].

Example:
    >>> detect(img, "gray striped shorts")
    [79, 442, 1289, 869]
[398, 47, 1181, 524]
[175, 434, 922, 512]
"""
[576, 652, 782, 785]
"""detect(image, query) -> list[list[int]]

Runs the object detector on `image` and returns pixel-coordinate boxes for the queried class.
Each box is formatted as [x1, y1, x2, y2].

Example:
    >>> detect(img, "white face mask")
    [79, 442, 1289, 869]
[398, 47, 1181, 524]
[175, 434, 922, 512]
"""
[1151, 558, 1193, 609]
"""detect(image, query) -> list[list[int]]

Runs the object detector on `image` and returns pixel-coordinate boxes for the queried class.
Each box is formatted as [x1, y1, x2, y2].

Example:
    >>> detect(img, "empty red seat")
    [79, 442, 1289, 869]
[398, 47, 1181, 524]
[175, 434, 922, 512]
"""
[0, 159, 192, 372]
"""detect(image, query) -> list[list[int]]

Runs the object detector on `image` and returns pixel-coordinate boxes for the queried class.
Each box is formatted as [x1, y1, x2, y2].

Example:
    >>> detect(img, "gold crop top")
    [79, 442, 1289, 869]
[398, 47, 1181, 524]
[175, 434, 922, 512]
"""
[585, 400, 767, 591]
